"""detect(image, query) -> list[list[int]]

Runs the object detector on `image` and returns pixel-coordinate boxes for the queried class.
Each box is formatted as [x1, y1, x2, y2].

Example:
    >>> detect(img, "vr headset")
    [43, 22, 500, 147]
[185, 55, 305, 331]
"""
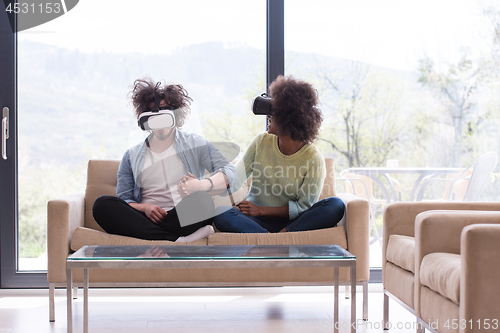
[252, 93, 273, 116]
[138, 107, 176, 131]
[137, 83, 177, 131]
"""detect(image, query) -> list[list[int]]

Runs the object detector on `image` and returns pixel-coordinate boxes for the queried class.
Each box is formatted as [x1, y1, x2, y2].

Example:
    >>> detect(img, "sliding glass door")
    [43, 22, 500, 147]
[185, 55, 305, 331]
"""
[284, 0, 500, 268]
[1, 0, 267, 288]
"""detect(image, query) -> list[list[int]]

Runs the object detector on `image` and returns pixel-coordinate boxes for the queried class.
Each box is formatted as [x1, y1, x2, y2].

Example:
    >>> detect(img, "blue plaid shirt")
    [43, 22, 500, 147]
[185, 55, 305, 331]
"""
[116, 130, 237, 204]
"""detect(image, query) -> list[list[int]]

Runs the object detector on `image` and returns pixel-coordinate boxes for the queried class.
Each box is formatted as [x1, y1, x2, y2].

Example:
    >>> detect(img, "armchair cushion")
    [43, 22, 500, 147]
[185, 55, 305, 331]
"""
[420, 252, 461, 305]
[385, 262, 415, 308]
[386, 235, 415, 273]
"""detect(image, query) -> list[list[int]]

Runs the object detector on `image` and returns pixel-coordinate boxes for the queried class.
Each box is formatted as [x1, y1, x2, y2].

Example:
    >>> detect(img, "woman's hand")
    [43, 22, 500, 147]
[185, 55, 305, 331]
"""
[238, 202, 290, 219]
[238, 201, 262, 216]
[177, 173, 212, 197]
[177, 173, 197, 197]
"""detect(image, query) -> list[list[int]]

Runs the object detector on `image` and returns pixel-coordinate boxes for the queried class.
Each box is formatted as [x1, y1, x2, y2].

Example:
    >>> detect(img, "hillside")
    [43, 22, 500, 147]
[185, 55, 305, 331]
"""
[17, 40, 417, 167]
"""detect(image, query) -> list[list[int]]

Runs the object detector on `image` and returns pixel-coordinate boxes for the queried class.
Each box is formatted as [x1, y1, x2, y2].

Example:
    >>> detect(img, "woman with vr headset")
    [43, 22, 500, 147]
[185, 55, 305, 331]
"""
[213, 75, 345, 233]
[92, 77, 237, 242]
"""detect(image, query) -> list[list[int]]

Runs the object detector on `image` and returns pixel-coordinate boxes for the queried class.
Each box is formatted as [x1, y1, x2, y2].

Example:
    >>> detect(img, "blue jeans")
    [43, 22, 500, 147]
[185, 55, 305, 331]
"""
[213, 197, 345, 233]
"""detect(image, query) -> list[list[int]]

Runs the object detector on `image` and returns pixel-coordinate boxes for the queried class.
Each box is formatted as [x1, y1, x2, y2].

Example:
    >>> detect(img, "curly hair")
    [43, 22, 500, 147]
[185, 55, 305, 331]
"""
[130, 77, 192, 128]
[269, 75, 323, 143]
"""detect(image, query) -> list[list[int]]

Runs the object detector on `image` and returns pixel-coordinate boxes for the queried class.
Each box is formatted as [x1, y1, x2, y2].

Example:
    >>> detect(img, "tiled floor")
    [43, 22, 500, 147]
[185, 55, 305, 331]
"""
[0, 283, 419, 333]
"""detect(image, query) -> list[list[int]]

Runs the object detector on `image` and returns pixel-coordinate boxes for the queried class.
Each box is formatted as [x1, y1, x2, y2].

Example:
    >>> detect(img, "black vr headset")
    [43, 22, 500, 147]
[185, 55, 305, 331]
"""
[251, 93, 273, 116]
[138, 83, 177, 131]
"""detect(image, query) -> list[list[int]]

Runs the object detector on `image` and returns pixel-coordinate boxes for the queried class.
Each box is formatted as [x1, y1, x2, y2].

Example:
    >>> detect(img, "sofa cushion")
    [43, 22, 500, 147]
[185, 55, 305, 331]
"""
[420, 252, 461, 305]
[208, 226, 347, 248]
[386, 235, 415, 273]
[70, 227, 207, 252]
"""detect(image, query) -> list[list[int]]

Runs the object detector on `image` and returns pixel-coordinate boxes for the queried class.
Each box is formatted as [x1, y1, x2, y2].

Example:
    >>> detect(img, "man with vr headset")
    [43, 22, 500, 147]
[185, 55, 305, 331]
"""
[92, 78, 237, 242]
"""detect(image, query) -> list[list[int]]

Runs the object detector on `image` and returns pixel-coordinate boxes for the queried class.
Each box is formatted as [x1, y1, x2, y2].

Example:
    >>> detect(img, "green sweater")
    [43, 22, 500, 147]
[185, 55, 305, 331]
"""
[235, 133, 326, 220]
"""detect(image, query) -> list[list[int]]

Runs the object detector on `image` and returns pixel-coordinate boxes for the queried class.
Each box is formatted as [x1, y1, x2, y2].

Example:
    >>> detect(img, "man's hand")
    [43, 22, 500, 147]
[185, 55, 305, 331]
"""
[143, 204, 167, 224]
[238, 201, 262, 216]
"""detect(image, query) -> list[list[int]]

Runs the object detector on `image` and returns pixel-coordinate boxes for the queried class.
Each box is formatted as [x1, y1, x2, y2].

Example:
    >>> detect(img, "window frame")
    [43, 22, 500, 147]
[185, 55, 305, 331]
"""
[0, 4, 48, 288]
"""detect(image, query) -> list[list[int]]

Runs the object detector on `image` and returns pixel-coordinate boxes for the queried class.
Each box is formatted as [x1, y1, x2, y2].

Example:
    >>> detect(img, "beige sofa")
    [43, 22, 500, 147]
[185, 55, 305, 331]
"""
[48, 158, 370, 321]
[383, 202, 500, 332]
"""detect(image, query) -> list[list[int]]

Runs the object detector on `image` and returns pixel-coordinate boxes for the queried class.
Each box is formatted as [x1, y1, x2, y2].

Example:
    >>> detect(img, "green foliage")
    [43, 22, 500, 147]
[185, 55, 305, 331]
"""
[313, 61, 433, 171]
[418, 51, 495, 166]
[19, 238, 46, 259]
[18, 162, 86, 258]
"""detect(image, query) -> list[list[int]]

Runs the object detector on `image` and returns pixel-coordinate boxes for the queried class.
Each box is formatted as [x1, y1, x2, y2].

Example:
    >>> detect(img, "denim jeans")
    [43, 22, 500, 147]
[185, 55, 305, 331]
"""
[213, 197, 345, 233]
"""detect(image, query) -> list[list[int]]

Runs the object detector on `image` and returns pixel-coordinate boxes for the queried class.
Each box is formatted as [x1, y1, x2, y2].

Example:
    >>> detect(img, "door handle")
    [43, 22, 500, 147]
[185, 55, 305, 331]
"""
[2, 107, 9, 160]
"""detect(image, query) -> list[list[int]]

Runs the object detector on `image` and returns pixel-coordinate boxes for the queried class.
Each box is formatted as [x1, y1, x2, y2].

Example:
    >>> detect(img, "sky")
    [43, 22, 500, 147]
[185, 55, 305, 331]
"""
[17, 0, 499, 72]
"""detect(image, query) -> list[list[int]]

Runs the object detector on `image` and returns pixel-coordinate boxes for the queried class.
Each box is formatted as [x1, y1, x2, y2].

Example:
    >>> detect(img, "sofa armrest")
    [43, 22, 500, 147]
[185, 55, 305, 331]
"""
[414, 210, 500, 316]
[47, 193, 85, 283]
[337, 192, 370, 282]
[460, 224, 500, 329]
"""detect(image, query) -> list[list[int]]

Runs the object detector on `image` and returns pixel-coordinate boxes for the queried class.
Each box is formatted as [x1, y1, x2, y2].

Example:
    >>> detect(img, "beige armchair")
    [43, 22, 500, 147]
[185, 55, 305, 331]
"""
[383, 202, 500, 332]
[415, 211, 500, 333]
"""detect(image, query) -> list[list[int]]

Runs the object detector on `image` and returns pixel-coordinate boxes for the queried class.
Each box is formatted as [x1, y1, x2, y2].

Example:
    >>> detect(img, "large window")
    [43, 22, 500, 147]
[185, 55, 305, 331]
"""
[285, 0, 500, 267]
[3, 0, 500, 286]
[16, 0, 266, 271]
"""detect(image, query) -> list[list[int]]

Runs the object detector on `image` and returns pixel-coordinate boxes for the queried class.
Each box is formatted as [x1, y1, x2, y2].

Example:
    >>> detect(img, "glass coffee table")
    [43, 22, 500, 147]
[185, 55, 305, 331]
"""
[66, 244, 357, 333]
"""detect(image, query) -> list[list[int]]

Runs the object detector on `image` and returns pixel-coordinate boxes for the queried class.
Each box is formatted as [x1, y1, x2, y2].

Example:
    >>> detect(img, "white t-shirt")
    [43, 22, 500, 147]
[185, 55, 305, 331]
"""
[139, 144, 187, 212]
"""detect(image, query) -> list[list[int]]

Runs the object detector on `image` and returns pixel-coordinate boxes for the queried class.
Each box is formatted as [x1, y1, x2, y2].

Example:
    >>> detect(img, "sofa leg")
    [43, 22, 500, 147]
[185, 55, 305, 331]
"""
[362, 281, 368, 321]
[49, 283, 55, 322]
[345, 285, 350, 299]
[383, 291, 389, 330]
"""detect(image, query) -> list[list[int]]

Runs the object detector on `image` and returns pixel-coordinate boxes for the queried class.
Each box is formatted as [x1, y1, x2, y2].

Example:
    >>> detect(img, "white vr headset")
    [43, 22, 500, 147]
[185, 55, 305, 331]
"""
[137, 84, 178, 131]
[138, 106, 176, 131]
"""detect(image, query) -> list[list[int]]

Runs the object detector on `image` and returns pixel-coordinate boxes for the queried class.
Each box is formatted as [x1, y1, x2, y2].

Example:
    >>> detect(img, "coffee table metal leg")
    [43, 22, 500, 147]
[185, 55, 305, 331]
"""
[334, 267, 339, 333]
[66, 268, 73, 333]
[363, 281, 368, 321]
[351, 265, 356, 333]
[49, 283, 55, 322]
[84, 268, 89, 333]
